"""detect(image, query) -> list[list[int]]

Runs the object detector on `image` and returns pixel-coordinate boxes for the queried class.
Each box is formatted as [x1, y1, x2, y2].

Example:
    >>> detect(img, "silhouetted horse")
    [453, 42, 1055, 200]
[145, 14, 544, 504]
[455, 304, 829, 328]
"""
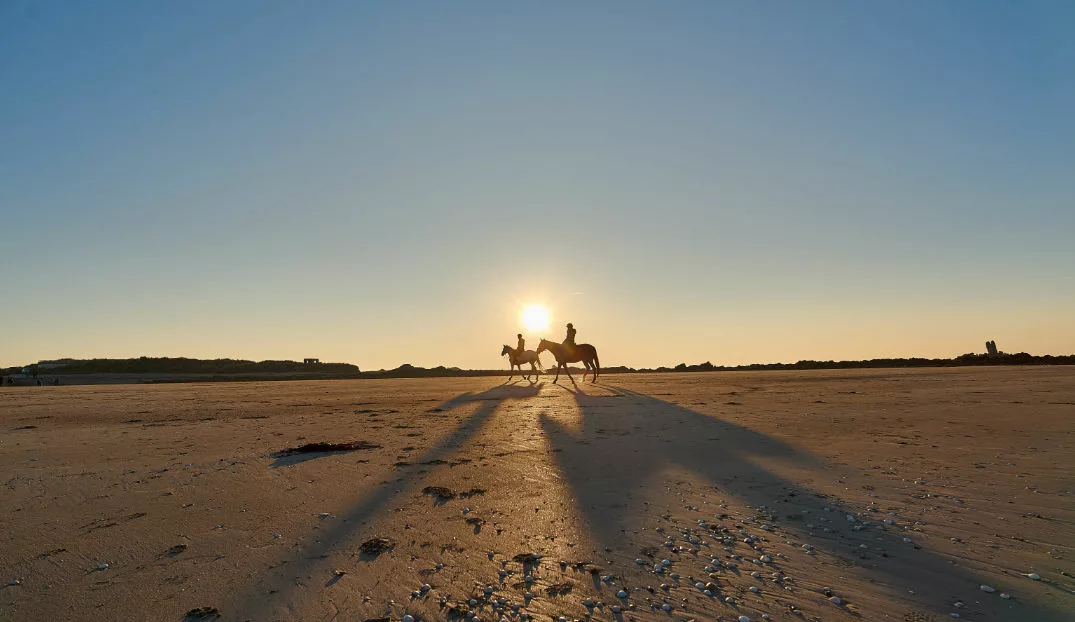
[501, 345, 544, 381]
[536, 338, 600, 383]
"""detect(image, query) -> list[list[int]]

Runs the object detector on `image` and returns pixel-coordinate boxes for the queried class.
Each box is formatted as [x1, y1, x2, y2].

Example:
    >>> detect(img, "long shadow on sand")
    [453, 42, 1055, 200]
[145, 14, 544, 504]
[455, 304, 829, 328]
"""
[540, 385, 1060, 621]
[225, 381, 542, 618]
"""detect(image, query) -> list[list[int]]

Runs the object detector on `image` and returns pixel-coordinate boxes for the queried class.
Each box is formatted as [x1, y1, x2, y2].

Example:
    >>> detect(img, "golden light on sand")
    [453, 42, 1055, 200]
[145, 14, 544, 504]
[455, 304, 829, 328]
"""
[521, 305, 550, 333]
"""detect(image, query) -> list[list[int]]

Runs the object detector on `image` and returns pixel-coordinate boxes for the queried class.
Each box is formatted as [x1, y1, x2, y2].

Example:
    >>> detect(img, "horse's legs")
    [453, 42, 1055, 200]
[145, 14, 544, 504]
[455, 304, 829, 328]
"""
[553, 362, 560, 383]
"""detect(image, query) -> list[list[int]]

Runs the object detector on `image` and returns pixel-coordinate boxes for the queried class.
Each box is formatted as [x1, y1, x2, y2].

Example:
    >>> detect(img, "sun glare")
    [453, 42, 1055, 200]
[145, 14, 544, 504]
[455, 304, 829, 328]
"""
[521, 305, 550, 333]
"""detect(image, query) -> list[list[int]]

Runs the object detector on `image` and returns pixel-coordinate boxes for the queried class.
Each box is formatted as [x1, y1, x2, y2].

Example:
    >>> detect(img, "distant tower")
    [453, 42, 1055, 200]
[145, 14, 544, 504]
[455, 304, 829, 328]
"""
[986, 340, 998, 356]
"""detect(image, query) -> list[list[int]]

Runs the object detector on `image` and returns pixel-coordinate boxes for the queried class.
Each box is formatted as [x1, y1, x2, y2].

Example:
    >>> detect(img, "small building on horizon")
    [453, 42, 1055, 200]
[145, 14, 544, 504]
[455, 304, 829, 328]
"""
[303, 358, 320, 364]
[986, 340, 999, 356]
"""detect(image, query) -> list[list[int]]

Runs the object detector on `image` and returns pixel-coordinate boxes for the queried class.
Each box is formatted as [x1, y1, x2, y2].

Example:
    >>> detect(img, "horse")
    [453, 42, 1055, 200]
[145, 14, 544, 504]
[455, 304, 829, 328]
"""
[501, 345, 545, 381]
[536, 339, 600, 383]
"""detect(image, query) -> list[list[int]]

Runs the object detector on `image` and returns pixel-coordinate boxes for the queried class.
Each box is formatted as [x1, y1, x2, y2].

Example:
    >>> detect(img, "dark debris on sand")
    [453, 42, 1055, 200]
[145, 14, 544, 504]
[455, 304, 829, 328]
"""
[183, 607, 221, 620]
[422, 486, 457, 502]
[512, 552, 540, 564]
[442, 601, 471, 619]
[545, 581, 573, 596]
[359, 537, 395, 556]
[276, 441, 381, 456]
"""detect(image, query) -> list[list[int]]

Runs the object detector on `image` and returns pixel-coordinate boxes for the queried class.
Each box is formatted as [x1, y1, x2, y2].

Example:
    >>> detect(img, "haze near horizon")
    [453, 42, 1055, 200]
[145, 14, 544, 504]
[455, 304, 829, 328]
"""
[2, 1, 1073, 370]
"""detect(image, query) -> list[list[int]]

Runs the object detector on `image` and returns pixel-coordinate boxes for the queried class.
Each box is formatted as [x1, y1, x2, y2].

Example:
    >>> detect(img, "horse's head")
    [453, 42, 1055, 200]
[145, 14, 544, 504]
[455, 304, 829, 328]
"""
[501, 345, 512, 356]
[536, 339, 550, 354]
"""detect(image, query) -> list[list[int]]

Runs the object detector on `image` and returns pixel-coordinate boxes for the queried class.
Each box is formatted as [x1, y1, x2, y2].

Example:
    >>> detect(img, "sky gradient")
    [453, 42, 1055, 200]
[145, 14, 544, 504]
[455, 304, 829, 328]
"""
[2, 1, 1073, 370]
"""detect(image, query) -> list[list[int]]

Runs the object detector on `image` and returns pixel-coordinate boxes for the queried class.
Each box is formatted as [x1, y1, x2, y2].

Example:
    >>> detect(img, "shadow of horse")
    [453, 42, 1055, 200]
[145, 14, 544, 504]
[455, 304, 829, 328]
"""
[223, 381, 542, 618]
[540, 385, 1062, 621]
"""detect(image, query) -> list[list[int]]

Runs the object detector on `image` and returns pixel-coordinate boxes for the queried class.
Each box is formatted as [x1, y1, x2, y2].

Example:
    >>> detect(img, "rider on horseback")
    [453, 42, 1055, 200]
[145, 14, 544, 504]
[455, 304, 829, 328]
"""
[563, 323, 576, 354]
[516, 333, 525, 357]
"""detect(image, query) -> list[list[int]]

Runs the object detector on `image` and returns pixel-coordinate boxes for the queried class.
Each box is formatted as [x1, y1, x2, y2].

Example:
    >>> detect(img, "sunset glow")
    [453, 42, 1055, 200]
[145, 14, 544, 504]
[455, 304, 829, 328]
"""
[521, 305, 550, 334]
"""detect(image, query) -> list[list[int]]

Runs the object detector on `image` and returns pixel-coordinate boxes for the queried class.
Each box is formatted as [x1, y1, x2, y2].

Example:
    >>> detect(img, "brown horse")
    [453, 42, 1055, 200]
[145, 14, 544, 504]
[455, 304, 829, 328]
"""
[536, 339, 600, 383]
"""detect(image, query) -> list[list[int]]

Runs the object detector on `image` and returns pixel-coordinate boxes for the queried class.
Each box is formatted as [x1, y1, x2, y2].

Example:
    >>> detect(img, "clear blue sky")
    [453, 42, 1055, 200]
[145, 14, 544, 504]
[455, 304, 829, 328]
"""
[2, 1, 1073, 370]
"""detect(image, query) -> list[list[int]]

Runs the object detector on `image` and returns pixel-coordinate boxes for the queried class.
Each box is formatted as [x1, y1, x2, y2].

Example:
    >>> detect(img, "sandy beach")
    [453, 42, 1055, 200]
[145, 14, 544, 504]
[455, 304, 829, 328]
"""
[2, 367, 1073, 621]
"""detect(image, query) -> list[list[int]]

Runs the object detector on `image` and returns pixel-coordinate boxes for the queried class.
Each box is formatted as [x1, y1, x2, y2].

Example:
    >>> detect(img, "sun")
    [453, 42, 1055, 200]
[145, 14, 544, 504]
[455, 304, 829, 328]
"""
[521, 305, 550, 333]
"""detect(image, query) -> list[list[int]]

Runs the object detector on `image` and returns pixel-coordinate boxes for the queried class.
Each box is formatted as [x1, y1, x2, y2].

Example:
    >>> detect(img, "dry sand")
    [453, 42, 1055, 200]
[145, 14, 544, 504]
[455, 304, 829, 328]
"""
[1, 367, 1073, 621]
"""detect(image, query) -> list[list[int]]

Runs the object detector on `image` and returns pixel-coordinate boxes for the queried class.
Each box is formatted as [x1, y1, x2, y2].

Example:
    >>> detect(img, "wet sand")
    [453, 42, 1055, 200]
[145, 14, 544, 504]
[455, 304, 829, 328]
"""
[1, 367, 1073, 621]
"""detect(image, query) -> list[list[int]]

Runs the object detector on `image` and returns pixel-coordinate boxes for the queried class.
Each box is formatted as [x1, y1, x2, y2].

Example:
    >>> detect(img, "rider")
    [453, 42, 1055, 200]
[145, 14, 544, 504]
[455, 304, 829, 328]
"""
[563, 323, 576, 353]
[516, 333, 525, 357]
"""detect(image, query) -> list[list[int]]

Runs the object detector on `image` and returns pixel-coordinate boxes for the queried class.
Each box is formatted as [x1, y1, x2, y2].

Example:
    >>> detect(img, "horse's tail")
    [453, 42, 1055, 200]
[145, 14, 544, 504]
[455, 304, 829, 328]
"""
[593, 348, 600, 376]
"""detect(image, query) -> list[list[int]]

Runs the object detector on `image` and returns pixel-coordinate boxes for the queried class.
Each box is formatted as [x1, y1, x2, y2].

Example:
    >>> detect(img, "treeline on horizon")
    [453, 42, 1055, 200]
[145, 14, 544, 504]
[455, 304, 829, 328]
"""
[4, 352, 1074, 379]
[651, 352, 1075, 372]
[6, 357, 361, 375]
